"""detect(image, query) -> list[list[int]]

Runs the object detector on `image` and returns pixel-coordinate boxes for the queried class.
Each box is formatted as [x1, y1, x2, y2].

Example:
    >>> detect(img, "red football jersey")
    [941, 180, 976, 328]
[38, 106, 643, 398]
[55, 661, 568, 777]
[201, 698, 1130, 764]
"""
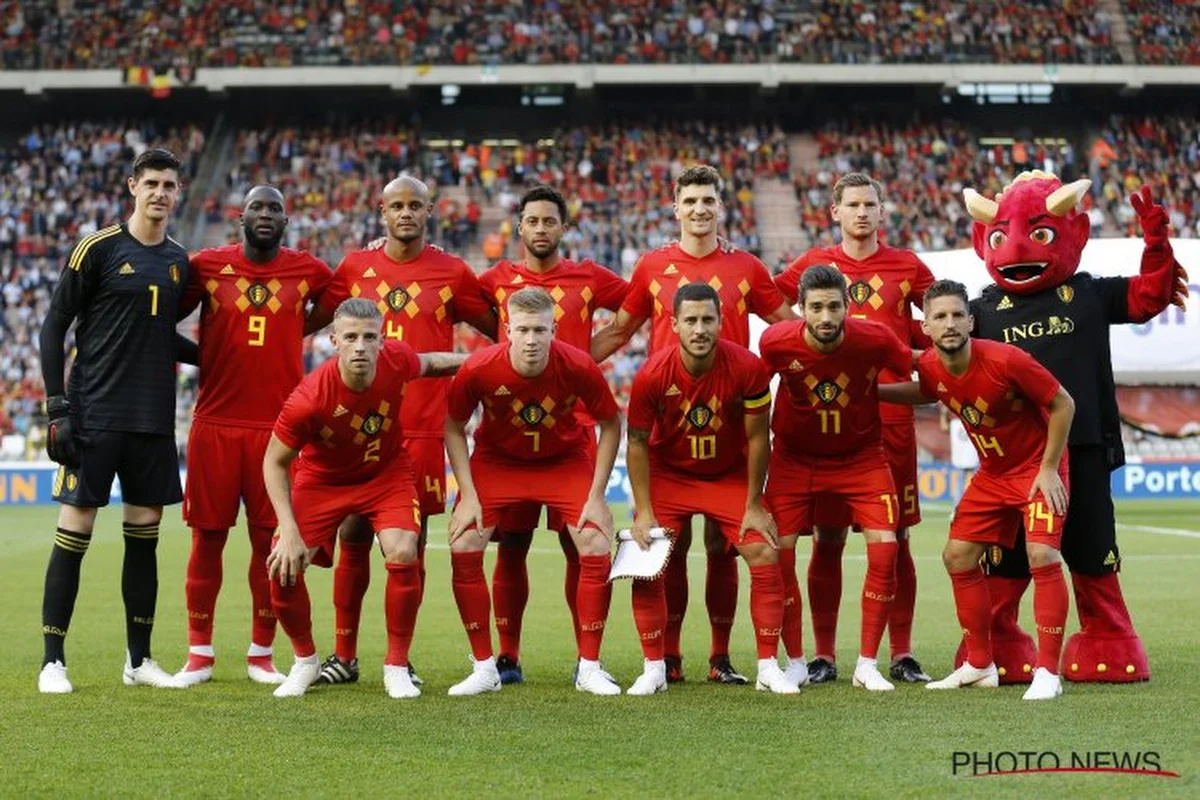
[917, 339, 1062, 478]
[479, 258, 628, 352]
[760, 318, 911, 457]
[448, 340, 619, 464]
[627, 339, 771, 477]
[776, 244, 934, 422]
[622, 240, 785, 352]
[274, 340, 422, 485]
[319, 244, 494, 440]
[186, 245, 333, 428]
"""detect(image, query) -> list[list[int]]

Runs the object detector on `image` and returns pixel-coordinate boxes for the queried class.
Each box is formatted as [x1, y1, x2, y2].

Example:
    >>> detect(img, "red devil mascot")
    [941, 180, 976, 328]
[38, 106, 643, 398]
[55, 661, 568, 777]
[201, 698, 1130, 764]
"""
[958, 170, 1188, 683]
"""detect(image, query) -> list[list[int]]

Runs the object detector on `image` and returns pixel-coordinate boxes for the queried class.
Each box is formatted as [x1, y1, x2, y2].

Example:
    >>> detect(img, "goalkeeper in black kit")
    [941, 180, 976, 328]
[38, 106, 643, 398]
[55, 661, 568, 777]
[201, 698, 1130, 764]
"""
[38, 148, 196, 694]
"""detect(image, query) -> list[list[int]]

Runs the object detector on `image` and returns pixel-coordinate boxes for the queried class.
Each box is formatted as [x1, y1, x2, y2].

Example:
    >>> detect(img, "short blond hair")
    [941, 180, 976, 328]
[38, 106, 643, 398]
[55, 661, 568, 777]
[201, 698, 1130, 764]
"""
[507, 287, 555, 316]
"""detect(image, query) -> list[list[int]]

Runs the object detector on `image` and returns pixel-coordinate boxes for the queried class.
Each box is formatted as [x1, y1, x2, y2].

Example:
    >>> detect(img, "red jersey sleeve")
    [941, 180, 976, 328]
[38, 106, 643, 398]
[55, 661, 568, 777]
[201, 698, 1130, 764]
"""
[319, 256, 354, 314]
[589, 261, 630, 311]
[619, 258, 654, 320]
[911, 254, 936, 301]
[446, 357, 480, 422]
[914, 351, 939, 399]
[880, 325, 914, 377]
[181, 253, 207, 316]
[1005, 347, 1061, 409]
[742, 353, 772, 415]
[477, 264, 500, 299]
[386, 340, 422, 382]
[626, 363, 659, 432]
[747, 257, 788, 318]
[775, 251, 822, 305]
[757, 323, 788, 375]
[273, 385, 316, 452]
[572, 351, 620, 421]
[306, 254, 335, 301]
[452, 261, 496, 326]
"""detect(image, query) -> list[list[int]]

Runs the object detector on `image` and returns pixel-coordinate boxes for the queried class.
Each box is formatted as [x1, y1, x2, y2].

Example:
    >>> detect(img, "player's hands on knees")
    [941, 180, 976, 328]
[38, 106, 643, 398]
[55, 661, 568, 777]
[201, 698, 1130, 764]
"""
[267, 528, 309, 587]
[1029, 467, 1068, 517]
[45, 396, 82, 468]
[577, 495, 614, 541]
[449, 497, 484, 544]
[631, 516, 658, 551]
[741, 501, 778, 549]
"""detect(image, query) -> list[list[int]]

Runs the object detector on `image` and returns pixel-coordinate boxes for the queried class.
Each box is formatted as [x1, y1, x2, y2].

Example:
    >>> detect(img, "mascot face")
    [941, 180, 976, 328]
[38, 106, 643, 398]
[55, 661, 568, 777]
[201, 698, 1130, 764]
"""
[965, 171, 1092, 295]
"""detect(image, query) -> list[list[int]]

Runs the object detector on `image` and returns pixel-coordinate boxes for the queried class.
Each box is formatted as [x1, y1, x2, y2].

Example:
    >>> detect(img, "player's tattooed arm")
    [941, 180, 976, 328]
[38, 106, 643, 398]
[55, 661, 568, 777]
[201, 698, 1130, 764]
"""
[626, 426, 656, 549]
[590, 308, 646, 362]
[1030, 386, 1075, 516]
[878, 382, 934, 406]
[262, 434, 309, 586]
[464, 307, 499, 341]
[418, 351, 469, 377]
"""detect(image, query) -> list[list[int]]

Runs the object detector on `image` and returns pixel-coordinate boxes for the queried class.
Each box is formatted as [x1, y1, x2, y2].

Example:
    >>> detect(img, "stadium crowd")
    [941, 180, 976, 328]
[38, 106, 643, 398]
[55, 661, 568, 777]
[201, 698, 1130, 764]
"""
[0, 0, 1123, 70]
[1126, 0, 1200, 66]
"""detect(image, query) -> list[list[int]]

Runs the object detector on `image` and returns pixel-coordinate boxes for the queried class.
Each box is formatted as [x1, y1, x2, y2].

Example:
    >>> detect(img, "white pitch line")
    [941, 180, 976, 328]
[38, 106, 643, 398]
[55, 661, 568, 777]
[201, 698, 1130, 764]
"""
[1118, 523, 1200, 540]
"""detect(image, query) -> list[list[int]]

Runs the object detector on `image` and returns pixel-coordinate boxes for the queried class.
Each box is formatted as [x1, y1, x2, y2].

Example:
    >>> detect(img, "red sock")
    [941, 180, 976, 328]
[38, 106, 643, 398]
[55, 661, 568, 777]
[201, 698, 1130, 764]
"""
[451, 551, 493, 660]
[247, 524, 276, 648]
[384, 561, 421, 667]
[270, 571, 315, 658]
[631, 578, 667, 660]
[749, 564, 784, 660]
[185, 528, 228, 653]
[575, 554, 612, 661]
[1031, 563, 1068, 673]
[860, 541, 898, 659]
[333, 538, 372, 662]
[808, 537, 845, 660]
[950, 566, 993, 668]
[493, 533, 532, 661]
[559, 530, 581, 650]
[889, 536, 916, 661]
[777, 547, 804, 658]
[417, 536, 427, 606]
[706, 549, 738, 660]
[663, 527, 691, 659]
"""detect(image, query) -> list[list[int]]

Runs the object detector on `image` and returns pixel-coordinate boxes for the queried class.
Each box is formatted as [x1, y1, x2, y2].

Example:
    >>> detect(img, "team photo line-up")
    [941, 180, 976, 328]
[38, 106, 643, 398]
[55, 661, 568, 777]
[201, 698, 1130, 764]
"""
[35, 145, 1187, 700]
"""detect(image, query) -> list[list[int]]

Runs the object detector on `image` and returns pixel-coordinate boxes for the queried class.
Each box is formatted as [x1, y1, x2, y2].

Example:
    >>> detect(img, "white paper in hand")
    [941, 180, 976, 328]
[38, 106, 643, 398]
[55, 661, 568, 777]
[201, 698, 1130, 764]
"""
[608, 528, 673, 582]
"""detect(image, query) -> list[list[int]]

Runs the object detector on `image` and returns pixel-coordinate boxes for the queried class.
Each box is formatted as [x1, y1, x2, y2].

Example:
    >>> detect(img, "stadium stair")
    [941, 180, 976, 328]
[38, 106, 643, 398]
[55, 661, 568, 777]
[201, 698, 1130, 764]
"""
[1102, 0, 1137, 65]
[753, 132, 818, 268]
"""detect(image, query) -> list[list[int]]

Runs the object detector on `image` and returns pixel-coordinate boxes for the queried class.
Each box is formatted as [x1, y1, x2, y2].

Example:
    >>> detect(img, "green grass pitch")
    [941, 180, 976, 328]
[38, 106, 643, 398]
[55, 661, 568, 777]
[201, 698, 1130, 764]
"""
[1, 500, 1198, 797]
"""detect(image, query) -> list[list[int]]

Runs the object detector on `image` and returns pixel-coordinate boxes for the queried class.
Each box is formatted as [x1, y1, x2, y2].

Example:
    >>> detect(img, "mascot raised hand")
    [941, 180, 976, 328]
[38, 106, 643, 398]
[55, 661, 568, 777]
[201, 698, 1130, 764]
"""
[957, 170, 1187, 683]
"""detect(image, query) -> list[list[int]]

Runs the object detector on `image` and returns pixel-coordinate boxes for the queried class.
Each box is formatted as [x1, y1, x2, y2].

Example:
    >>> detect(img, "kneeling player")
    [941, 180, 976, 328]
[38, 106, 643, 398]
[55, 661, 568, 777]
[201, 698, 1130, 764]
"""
[445, 288, 623, 696]
[881, 280, 1074, 701]
[760, 265, 911, 692]
[625, 283, 793, 695]
[263, 298, 464, 699]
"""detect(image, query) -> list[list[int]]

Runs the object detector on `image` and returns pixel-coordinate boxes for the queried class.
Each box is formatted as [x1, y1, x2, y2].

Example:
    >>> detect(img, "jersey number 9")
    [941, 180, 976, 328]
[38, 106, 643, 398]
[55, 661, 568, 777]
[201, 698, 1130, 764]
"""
[248, 315, 267, 347]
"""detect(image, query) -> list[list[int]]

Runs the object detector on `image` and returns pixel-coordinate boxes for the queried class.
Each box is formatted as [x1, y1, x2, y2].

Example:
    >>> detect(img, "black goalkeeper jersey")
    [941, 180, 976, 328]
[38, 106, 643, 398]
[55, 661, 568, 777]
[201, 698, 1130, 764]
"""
[971, 272, 1131, 468]
[51, 224, 190, 435]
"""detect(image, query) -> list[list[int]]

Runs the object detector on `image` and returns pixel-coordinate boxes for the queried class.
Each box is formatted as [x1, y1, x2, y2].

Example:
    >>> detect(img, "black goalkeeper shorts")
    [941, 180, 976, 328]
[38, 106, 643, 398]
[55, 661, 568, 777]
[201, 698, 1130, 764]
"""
[53, 430, 182, 508]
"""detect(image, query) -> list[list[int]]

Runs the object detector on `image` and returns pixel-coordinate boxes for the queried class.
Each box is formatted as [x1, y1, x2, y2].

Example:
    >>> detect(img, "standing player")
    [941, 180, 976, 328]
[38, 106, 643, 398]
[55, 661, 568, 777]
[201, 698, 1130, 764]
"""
[174, 185, 333, 686]
[592, 164, 795, 685]
[760, 265, 910, 692]
[263, 299, 466, 699]
[37, 149, 192, 693]
[445, 288, 623, 696]
[881, 280, 1074, 701]
[478, 185, 629, 684]
[624, 283, 795, 695]
[307, 174, 497, 685]
[774, 172, 935, 684]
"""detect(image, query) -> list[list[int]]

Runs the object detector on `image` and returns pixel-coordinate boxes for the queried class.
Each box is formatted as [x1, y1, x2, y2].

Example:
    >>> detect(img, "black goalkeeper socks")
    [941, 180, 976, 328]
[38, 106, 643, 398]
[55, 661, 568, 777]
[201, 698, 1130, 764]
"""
[42, 528, 92, 666]
[122, 522, 160, 667]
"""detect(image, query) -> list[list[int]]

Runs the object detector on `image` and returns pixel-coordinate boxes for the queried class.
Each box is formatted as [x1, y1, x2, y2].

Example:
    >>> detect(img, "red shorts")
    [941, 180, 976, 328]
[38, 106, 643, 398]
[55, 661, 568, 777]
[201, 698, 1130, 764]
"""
[405, 436, 446, 517]
[292, 463, 421, 567]
[183, 419, 274, 529]
[950, 468, 1068, 550]
[494, 429, 599, 534]
[767, 446, 899, 536]
[470, 451, 593, 532]
[811, 423, 919, 531]
[645, 466, 768, 548]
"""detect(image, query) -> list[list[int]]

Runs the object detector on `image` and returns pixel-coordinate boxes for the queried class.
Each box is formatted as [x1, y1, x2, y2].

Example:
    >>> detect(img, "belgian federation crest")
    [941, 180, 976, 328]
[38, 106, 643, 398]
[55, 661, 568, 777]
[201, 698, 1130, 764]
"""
[361, 412, 384, 436]
[815, 381, 841, 404]
[386, 287, 411, 312]
[169, 264, 180, 284]
[849, 280, 873, 305]
[686, 404, 713, 429]
[520, 404, 546, 425]
[960, 405, 983, 427]
[1056, 285, 1074, 304]
[246, 281, 271, 308]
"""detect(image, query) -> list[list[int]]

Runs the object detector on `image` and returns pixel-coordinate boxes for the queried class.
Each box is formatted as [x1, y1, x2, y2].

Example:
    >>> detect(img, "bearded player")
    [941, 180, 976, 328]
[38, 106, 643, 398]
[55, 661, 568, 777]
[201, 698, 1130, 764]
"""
[760, 264, 911, 692]
[174, 185, 333, 686]
[592, 164, 795, 685]
[624, 282, 795, 696]
[881, 281, 1074, 701]
[445, 288, 623, 696]
[264, 299, 466, 699]
[775, 172, 935, 685]
[307, 175, 497, 685]
[478, 185, 629, 684]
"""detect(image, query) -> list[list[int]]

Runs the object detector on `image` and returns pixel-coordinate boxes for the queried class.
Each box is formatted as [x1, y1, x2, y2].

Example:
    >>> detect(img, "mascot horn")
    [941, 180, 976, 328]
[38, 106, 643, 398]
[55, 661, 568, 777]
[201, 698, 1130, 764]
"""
[957, 170, 1187, 684]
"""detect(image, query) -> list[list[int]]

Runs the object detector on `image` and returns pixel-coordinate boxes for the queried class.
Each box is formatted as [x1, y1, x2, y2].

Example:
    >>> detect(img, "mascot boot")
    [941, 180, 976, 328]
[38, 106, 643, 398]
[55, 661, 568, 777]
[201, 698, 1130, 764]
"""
[1063, 571, 1150, 682]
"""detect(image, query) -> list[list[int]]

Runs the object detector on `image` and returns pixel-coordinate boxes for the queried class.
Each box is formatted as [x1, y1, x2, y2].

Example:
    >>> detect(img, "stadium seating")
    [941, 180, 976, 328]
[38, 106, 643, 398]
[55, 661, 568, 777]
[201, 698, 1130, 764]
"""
[1125, 0, 1200, 66]
[0, 1, 1120, 70]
